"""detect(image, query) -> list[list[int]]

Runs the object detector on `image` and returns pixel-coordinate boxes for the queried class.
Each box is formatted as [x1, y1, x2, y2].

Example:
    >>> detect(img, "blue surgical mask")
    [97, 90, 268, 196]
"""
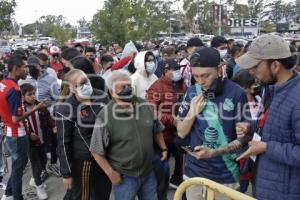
[146, 61, 157, 74]
[172, 70, 181, 82]
[77, 81, 93, 99]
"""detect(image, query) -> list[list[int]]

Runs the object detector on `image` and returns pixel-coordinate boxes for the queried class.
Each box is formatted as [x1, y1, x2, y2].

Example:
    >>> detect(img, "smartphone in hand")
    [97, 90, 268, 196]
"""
[181, 146, 194, 152]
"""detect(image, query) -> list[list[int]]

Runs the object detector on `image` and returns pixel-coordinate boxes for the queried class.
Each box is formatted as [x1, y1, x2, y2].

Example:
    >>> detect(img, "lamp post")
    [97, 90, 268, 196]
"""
[218, 0, 222, 35]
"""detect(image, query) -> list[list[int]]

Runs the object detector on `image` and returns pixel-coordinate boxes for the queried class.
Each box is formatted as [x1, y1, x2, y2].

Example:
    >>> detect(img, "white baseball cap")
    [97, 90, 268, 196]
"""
[50, 46, 60, 55]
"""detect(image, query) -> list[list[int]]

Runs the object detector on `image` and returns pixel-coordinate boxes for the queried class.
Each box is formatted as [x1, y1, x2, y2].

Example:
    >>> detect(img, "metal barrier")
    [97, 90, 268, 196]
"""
[174, 177, 256, 200]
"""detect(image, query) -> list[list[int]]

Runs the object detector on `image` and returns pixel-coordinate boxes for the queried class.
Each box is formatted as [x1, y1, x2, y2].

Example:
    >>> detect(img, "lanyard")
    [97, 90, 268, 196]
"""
[256, 90, 272, 136]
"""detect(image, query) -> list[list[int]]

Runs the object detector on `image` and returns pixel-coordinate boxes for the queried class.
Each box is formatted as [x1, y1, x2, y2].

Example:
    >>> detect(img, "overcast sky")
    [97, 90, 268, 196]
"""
[14, 0, 293, 26]
[14, 0, 105, 26]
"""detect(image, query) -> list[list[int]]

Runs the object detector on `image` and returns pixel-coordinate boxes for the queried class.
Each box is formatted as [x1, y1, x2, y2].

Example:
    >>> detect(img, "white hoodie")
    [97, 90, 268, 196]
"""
[131, 51, 158, 99]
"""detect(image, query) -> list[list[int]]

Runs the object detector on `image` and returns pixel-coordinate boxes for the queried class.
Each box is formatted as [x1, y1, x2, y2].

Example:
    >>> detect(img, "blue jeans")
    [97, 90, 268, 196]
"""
[5, 136, 29, 200]
[153, 152, 170, 200]
[113, 170, 158, 200]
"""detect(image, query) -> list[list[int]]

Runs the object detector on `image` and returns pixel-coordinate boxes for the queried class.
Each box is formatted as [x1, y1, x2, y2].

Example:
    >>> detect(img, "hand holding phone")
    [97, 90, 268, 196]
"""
[181, 146, 195, 152]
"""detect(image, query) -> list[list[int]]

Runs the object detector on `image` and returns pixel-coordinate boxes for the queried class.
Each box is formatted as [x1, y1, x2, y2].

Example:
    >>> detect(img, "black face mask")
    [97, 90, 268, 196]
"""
[29, 65, 40, 80]
[89, 57, 95, 62]
[117, 85, 133, 102]
[251, 85, 262, 97]
[202, 77, 223, 100]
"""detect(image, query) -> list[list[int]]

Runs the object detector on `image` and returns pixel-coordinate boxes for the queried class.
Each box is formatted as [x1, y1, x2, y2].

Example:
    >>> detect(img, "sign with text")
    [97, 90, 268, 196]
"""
[228, 18, 258, 27]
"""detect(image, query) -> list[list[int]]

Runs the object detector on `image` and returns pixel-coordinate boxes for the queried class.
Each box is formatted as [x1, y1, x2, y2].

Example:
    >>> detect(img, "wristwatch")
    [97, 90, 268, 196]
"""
[161, 148, 168, 152]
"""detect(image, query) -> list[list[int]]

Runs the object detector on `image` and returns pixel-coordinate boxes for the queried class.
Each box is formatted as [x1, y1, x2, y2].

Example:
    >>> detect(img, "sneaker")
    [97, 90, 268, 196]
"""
[1, 195, 13, 200]
[36, 185, 48, 200]
[29, 178, 47, 189]
[0, 182, 6, 190]
[47, 164, 61, 177]
[40, 170, 49, 182]
[169, 177, 182, 189]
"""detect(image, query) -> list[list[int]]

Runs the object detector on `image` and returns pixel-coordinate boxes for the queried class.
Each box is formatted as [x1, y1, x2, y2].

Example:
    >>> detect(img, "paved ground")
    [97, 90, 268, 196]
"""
[0, 158, 176, 200]
[0, 157, 252, 200]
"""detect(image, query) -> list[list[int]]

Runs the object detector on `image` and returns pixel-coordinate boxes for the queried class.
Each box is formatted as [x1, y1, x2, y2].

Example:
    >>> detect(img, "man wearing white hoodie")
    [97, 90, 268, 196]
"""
[131, 51, 158, 99]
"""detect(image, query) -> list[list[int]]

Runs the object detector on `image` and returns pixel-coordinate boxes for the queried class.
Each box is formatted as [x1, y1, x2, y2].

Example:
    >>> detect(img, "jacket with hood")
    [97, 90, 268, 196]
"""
[55, 89, 109, 178]
[147, 76, 187, 143]
[131, 51, 158, 99]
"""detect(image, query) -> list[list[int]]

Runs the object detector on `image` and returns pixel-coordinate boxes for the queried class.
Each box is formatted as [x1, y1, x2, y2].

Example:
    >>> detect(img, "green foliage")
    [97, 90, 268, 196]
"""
[0, 0, 16, 33]
[183, 0, 216, 34]
[22, 15, 76, 44]
[232, 4, 250, 19]
[50, 26, 73, 46]
[263, 21, 273, 33]
[90, 0, 170, 46]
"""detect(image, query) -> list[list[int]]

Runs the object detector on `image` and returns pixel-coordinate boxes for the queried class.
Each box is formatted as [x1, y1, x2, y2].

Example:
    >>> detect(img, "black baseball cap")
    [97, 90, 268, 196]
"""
[190, 47, 221, 68]
[164, 59, 180, 70]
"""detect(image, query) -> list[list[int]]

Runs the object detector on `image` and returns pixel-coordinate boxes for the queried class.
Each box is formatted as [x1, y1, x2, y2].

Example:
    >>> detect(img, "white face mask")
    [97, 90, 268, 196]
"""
[172, 70, 182, 82]
[145, 61, 157, 74]
[153, 50, 159, 58]
[218, 49, 228, 59]
[76, 81, 93, 99]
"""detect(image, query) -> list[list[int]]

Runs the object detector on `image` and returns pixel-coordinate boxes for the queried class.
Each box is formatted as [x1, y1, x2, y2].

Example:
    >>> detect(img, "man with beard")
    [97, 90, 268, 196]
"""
[177, 47, 248, 200]
[192, 34, 300, 200]
[85, 46, 102, 74]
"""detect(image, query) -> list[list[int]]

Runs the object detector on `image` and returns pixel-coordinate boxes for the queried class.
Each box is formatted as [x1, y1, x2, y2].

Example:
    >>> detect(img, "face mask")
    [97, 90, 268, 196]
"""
[117, 85, 133, 102]
[77, 81, 93, 99]
[89, 56, 95, 62]
[202, 77, 223, 100]
[29, 65, 40, 80]
[145, 61, 156, 74]
[117, 53, 122, 60]
[218, 49, 228, 59]
[153, 50, 159, 58]
[172, 70, 181, 82]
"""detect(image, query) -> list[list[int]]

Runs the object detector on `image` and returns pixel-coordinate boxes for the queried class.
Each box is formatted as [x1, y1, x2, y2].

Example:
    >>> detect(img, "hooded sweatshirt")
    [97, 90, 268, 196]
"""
[131, 51, 158, 99]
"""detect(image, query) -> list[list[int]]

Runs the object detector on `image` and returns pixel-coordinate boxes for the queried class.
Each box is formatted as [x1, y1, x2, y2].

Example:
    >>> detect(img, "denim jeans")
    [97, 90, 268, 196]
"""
[5, 136, 29, 200]
[113, 170, 158, 200]
[153, 152, 170, 200]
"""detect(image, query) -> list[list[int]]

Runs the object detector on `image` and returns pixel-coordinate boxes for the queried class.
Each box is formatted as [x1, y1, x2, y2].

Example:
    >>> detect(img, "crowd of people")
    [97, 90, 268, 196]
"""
[0, 33, 299, 200]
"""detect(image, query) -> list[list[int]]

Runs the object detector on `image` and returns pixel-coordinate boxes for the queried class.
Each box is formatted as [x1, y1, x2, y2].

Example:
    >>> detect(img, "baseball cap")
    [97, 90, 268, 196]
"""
[236, 34, 292, 69]
[50, 46, 61, 55]
[190, 47, 221, 68]
[164, 59, 180, 70]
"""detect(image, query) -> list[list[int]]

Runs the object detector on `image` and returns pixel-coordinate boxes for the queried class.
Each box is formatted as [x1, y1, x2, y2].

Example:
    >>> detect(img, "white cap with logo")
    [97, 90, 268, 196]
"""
[236, 34, 292, 69]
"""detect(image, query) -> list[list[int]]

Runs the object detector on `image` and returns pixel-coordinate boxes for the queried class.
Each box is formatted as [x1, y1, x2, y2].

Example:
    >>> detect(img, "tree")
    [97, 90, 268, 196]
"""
[90, 0, 170, 45]
[183, 0, 217, 34]
[77, 17, 89, 28]
[263, 20, 273, 33]
[295, 0, 300, 22]
[22, 15, 76, 45]
[50, 26, 72, 46]
[231, 3, 250, 18]
[248, 0, 265, 18]
[0, 0, 16, 33]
